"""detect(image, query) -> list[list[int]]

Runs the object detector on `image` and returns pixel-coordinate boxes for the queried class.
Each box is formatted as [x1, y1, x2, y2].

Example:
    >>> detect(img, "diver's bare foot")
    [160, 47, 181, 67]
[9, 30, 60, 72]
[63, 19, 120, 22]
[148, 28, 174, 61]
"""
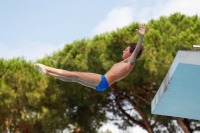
[34, 63, 47, 76]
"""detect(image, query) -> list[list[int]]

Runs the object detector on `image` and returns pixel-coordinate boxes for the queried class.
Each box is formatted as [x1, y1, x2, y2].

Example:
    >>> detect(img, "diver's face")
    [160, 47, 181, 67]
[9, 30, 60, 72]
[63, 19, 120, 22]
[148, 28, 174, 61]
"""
[122, 46, 131, 59]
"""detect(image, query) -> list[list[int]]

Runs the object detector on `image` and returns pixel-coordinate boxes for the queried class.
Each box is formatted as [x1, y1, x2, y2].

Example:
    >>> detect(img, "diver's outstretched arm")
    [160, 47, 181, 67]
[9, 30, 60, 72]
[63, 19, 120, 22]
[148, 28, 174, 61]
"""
[128, 24, 145, 64]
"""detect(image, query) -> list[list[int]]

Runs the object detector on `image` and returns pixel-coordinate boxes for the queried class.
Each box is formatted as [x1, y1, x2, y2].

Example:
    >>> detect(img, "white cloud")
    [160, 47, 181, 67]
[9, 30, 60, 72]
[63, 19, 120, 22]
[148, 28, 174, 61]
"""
[92, 7, 135, 35]
[92, 0, 200, 36]
[127, 0, 200, 22]
[151, 0, 200, 20]
[0, 40, 66, 61]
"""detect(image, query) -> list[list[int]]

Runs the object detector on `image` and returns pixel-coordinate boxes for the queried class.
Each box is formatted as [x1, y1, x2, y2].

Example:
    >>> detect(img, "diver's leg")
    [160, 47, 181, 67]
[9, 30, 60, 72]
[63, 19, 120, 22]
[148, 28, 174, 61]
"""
[34, 63, 101, 86]
[48, 72, 96, 89]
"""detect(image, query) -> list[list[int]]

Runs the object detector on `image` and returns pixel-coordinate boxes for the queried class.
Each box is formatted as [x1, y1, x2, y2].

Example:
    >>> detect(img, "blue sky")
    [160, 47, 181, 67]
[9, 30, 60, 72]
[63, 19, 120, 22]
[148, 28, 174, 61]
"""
[0, 0, 200, 132]
[1, 0, 200, 61]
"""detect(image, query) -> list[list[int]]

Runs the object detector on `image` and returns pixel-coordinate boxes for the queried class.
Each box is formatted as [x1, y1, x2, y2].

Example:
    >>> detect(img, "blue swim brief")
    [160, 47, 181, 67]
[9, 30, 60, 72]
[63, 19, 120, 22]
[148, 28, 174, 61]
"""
[96, 75, 109, 91]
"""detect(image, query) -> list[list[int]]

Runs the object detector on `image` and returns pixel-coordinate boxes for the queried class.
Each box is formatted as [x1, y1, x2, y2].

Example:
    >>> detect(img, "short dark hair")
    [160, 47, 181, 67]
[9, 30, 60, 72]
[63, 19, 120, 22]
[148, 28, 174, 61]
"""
[129, 42, 144, 59]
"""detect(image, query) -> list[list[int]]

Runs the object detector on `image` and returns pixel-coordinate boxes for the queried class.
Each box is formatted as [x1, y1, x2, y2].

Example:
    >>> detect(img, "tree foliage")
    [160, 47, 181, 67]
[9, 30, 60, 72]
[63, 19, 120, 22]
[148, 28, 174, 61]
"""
[0, 13, 200, 133]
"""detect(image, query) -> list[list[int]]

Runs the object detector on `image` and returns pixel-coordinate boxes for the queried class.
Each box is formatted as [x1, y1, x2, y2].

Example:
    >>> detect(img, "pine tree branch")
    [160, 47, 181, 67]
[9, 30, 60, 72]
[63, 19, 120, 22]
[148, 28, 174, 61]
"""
[119, 92, 153, 133]
[151, 115, 162, 128]
[177, 118, 191, 133]
[132, 92, 151, 106]
[115, 90, 146, 130]
[194, 126, 200, 131]
[112, 87, 153, 132]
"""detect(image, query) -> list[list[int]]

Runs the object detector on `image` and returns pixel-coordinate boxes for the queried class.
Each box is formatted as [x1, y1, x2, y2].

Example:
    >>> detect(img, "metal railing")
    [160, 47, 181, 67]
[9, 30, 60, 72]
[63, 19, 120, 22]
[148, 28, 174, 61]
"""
[193, 45, 200, 51]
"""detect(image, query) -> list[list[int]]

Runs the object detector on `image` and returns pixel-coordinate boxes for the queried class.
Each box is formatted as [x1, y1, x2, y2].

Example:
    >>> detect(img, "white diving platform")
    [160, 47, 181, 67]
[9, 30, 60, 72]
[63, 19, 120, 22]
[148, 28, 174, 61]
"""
[151, 50, 200, 120]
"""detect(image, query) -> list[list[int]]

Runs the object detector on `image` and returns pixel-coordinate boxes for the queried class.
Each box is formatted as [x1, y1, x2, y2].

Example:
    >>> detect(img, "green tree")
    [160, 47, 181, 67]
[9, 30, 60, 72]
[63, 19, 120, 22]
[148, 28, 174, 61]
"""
[1, 13, 200, 133]
[0, 58, 47, 132]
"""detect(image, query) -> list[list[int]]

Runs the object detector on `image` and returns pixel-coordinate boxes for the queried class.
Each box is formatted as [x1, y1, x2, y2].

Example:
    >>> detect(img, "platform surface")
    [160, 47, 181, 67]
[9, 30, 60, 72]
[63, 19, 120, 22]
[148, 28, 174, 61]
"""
[151, 50, 200, 120]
